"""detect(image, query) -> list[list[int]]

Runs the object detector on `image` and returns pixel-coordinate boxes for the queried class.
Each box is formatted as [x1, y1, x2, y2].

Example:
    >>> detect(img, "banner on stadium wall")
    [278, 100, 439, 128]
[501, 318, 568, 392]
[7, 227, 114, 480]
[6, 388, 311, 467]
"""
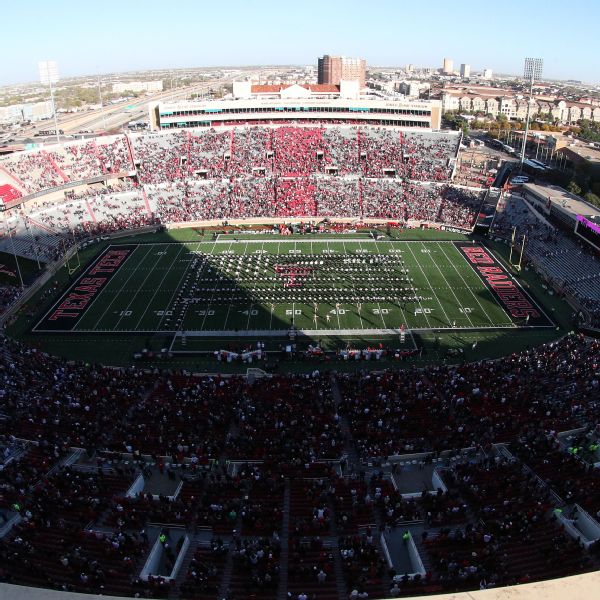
[441, 225, 473, 234]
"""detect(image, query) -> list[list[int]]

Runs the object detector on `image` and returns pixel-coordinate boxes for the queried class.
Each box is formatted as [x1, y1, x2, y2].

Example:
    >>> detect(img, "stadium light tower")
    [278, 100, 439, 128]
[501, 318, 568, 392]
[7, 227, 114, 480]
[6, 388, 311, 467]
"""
[38, 60, 61, 144]
[520, 57, 543, 172]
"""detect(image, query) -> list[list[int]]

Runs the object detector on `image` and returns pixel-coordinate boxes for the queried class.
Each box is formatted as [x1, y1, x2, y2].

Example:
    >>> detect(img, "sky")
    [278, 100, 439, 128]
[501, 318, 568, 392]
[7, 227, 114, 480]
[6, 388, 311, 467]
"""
[1, 0, 598, 86]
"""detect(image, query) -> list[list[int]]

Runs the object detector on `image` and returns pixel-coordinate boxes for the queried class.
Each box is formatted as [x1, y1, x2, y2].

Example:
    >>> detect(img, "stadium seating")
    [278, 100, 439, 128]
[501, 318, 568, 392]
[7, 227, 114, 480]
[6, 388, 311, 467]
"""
[0, 332, 599, 597]
[492, 193, 600, 327]
[1, 124, 600, 598]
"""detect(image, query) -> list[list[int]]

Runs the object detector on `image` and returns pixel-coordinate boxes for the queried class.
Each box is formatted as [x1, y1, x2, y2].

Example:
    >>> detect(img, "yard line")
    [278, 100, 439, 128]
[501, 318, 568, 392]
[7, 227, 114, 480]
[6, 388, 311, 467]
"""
[359, 239, 387, 330]
[130, 244, 188, 330]
[153, 240, 204, 331]
[436, 242, 498, 326]
[267, 241, 281, 331]
[243, 243, 257, 330]
[174, 245, 214, 334]
[91, 244, 158, 331]
[324, 239, 340, 329]
[402, 243, 434, 329]
[342, 239, 364, 330]
[419, 242, 474, 327]
[374, 238, 408, 328]
[268, 247, 277, 331]
[200, 239, 230, 331]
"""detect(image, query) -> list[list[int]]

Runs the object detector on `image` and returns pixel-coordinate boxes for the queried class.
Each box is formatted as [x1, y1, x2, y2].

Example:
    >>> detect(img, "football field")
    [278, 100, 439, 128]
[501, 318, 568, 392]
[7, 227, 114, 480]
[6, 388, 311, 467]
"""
[33, 237, 553, 349]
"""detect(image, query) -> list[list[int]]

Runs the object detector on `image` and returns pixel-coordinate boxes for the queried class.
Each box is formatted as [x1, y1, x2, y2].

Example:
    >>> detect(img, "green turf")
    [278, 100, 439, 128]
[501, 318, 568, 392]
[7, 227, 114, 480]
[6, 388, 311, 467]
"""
[8, 229, 574, 370]
[0, 251, 43, 285]
[33, 238, 546, 338]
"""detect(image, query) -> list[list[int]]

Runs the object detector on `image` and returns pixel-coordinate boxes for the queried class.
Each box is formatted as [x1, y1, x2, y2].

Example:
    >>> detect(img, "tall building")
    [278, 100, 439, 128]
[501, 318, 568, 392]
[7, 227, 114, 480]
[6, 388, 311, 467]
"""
[442, 58, 454, 75]
[460, 63, 471, 78]
[317, 55, 366, 88]
[483, 68, 493, 80]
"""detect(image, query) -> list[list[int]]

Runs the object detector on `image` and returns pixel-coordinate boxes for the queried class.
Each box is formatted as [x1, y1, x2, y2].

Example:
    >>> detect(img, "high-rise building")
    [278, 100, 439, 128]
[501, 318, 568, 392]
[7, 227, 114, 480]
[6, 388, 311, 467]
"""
[460, 63, 471, 78]
[317, 55, 366, 88]
[483, 68, 493, 80]
[442, 58, 454, 75]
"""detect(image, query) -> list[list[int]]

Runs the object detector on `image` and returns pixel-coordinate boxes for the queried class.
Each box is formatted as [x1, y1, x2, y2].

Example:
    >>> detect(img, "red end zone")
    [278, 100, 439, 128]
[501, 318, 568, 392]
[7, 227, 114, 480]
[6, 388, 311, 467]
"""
[454, 242, 553, 327]
[33, 245, 135, 332]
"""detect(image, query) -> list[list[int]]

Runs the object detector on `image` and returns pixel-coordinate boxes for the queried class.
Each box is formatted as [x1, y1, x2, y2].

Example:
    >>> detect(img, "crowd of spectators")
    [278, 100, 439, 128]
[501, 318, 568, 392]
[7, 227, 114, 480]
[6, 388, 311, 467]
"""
[0, 331, 599, 597]
[128, 126, 459, 183]
[0, 126, 478, 265]
[491, 193, 600, 329]
[0, 283, 21, 316]
[340, 530, 388, 598]
[339, 334, 600, 458]
[0, 136, 134, 195]
[425, 455, 594, 590]
[510, 433, 600, 517]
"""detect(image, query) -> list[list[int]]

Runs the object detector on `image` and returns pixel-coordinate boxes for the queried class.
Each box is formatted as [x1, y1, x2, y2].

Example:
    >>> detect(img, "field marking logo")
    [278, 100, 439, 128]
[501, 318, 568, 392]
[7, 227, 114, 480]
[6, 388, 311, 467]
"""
[274, 263, 315, 288]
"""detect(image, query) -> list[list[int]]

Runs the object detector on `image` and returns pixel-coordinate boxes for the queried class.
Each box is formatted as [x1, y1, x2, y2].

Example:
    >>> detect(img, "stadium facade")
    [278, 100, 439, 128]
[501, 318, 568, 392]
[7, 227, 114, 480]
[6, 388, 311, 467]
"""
[149, 97, 442, 130]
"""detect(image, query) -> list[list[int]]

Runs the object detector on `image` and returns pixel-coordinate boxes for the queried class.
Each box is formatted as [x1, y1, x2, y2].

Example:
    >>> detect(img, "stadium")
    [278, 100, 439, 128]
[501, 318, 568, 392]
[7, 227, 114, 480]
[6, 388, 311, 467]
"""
[0, 104, 599, 600]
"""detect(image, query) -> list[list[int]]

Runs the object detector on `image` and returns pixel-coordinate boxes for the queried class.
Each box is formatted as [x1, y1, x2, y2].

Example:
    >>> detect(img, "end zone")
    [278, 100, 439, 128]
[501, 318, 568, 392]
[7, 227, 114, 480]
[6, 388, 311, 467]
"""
[454, 241, 554, 328]
[33, 245, 137, 332]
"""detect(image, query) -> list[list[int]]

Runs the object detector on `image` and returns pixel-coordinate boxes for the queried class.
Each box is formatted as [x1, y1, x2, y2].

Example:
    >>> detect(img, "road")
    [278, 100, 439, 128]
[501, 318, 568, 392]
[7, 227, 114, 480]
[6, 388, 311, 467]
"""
[15, 70, 259, 141]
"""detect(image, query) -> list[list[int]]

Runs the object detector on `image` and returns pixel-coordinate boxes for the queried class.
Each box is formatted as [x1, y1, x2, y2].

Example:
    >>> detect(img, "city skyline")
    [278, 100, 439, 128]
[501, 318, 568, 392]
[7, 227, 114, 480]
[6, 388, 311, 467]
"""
[1, 0, 598, 87]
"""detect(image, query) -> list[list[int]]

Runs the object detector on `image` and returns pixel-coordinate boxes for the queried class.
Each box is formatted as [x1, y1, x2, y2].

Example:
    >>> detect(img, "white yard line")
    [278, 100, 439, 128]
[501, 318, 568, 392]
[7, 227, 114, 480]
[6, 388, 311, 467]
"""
[154, 240, 204, 331]
[268, 241, 280, 331]
[360, 239, 387, 330]
[374, 239, 408, 328]
[406, 242, 454, 326]
[436, 242, 498, 326]
[177, 244, 215, 333]
[130, 244, 188, 330]
[201, 240, 233, 330]
[402, 243, 434, 328]
[342, 239, 365, 330]
[420, 242, 475, 327]
[91, 244, 158, 330]
[244, 243, 256, 330]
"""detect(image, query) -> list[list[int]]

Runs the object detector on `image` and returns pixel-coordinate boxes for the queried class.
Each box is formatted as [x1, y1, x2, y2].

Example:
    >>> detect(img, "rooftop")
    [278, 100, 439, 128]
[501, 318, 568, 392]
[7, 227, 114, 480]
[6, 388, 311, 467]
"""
[523, 181, 600, 219]
[560, 143, 600, 164]
[251, 83, 341, 94]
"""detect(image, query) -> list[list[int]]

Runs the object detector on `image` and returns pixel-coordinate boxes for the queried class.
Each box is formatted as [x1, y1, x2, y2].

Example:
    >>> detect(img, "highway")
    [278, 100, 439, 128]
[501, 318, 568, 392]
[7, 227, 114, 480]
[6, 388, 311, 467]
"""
[18, 70, 259, 140]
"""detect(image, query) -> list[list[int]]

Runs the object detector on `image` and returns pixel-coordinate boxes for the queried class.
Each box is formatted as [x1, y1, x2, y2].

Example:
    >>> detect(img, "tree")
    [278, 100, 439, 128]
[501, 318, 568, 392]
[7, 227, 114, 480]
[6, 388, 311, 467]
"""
[584, 192, 600, 208]
[567, 181, 582, 196]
